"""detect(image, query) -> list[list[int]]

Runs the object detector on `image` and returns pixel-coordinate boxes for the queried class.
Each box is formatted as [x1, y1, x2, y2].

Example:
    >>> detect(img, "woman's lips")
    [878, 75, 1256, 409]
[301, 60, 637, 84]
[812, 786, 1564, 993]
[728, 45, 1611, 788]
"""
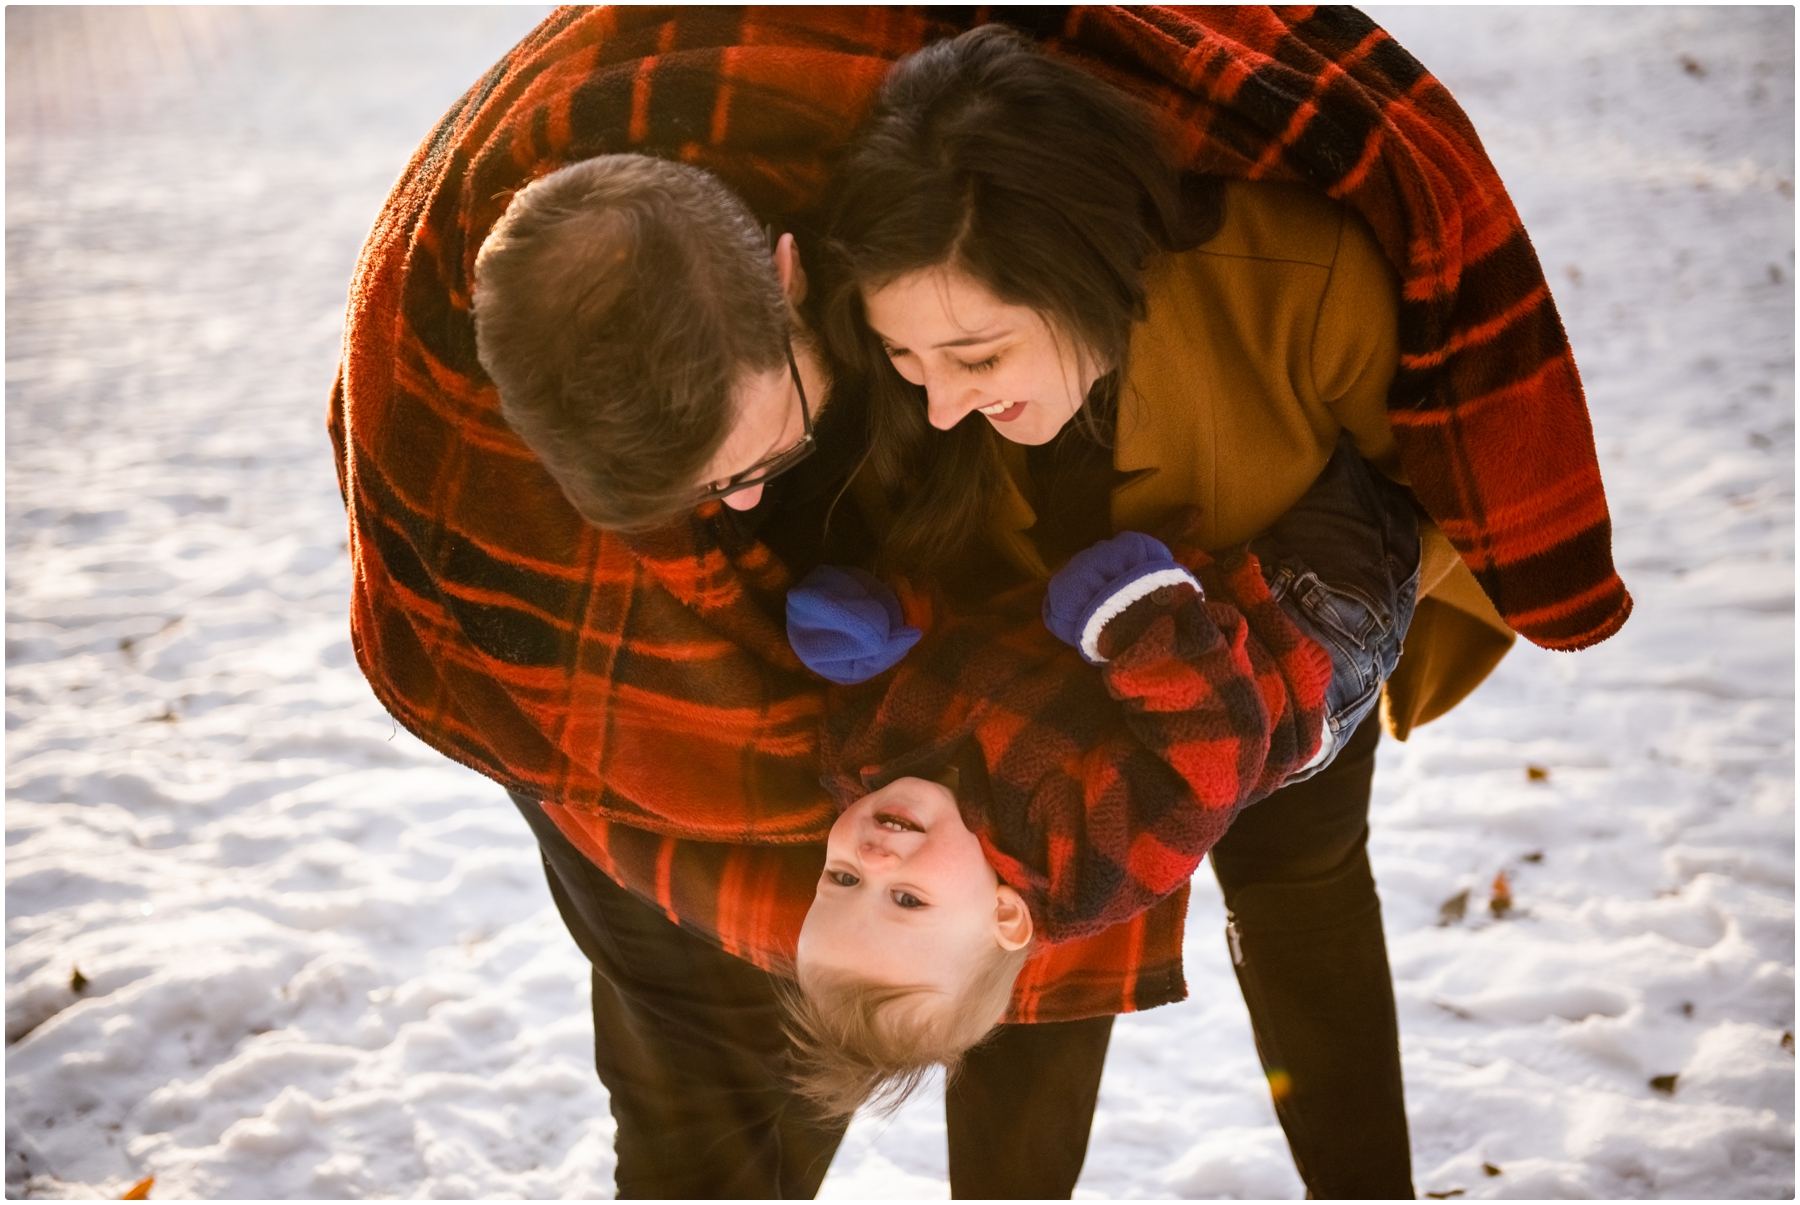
[982, 400, 1026, 423]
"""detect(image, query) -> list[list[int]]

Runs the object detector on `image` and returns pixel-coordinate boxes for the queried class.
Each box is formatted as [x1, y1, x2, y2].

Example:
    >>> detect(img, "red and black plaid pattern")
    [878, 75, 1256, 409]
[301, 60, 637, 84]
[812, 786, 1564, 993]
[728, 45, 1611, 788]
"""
[1113, 7, 1632, 649]
[540, 800, 1192, 1021]
[820, 525, 1332, 943]
[333, 6, 1628, 1017]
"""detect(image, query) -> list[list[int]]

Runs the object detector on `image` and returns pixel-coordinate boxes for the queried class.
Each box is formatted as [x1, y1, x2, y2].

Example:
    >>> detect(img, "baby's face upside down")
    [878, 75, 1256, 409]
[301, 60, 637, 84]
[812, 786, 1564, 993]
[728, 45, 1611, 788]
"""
[797, 776, 1033, 995]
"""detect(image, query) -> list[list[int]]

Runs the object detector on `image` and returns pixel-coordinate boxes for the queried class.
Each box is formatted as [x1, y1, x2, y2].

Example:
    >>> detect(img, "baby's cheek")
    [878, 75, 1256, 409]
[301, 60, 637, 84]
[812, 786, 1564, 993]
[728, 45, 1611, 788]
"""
[795, 887, 846, 974]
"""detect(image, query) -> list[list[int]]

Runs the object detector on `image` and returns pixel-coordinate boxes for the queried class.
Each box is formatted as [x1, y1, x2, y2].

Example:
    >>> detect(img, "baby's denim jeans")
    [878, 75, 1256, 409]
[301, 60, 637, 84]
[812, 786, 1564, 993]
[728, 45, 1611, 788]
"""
[1248, 435, 1421, 784]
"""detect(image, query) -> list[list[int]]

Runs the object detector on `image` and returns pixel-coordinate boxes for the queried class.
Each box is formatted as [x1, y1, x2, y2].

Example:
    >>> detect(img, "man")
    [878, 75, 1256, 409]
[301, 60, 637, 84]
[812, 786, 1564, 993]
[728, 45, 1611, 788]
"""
[332, 7, 1628, 1199]
[471, 154, 824, 530]
[425, 147, 1131, 1197]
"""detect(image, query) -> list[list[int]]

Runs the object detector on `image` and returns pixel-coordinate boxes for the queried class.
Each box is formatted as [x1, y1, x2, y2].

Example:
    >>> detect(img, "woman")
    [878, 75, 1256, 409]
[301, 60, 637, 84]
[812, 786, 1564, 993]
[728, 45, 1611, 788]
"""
[817, 26, 1501, 1198]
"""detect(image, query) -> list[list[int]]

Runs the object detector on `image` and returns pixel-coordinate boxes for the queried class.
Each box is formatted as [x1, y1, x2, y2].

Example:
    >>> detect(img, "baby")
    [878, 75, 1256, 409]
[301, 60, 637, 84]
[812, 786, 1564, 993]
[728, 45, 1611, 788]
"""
[784, 438, 1419, 1115]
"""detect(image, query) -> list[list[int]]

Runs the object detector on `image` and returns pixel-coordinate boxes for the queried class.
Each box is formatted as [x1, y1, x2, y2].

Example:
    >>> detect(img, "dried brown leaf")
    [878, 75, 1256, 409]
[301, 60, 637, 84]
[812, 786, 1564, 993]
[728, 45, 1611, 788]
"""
[1489, 870, 1514, 917]
[1438, 889, 1469, 927]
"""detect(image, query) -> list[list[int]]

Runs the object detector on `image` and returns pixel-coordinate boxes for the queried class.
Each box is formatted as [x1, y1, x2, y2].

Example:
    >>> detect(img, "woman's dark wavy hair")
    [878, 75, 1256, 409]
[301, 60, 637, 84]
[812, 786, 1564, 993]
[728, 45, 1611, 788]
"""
[821, 24, 1220, 575]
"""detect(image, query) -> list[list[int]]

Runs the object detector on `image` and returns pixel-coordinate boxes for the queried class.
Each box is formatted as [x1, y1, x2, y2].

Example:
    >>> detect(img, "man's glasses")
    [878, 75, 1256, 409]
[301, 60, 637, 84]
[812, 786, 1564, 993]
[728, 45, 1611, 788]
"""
[692, 338, 816, 504]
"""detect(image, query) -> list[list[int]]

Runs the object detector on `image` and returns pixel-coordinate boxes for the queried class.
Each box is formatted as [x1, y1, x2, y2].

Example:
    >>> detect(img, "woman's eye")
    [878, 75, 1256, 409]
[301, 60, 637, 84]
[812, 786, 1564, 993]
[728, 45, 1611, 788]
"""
[828, 870, 860, 887]
[892, 891, 925, 909]
[963, 355, 1000, 373]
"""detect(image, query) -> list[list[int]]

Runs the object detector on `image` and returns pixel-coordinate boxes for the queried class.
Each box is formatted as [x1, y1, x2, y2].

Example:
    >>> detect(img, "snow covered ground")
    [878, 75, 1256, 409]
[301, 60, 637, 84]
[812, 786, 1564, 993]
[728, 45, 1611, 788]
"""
[6, 6, 1791, 1200]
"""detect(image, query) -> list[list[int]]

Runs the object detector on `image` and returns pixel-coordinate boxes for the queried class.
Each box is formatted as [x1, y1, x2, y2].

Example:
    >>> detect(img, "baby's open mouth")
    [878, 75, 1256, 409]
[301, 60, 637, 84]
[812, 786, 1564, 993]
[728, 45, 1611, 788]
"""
[873, 811, 924, 833]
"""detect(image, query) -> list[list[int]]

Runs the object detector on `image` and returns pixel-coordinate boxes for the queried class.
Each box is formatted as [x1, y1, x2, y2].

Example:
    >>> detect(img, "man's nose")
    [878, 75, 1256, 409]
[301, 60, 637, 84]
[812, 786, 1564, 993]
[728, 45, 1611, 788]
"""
[721, 483, 765, 511]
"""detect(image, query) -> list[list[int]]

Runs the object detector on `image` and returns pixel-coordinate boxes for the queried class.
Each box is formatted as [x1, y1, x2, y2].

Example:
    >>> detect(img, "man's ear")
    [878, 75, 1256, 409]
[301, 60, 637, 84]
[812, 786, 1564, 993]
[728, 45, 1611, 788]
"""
[993, 883, 1034, 951]
[773, 232, 808, 306]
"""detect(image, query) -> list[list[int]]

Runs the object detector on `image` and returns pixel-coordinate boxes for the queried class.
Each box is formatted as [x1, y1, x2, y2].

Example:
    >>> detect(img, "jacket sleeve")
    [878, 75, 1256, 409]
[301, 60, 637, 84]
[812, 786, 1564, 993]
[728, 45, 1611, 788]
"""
[818, 538, 1331, 944]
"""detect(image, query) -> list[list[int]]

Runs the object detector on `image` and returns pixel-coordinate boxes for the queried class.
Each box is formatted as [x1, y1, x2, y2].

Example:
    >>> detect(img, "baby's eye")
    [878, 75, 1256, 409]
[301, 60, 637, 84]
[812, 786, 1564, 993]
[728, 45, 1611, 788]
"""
[892, 891, 925, 909]
[828, 870, 860, 887]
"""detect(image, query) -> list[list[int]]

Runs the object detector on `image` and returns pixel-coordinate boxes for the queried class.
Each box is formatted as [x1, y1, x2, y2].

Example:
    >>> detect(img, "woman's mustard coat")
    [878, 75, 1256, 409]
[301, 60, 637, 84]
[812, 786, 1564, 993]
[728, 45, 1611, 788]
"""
[979, 179, 1516, 738]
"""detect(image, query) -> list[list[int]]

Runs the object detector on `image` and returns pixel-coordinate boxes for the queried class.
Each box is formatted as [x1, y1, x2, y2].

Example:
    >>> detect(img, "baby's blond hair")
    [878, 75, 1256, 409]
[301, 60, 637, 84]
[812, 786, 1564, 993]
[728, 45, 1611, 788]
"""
[784, 940, 1032, 1120]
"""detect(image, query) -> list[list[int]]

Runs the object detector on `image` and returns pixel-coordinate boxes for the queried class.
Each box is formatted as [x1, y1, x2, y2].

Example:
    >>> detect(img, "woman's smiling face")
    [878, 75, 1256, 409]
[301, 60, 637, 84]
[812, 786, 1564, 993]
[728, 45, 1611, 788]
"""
[862, 266, 1102, 446]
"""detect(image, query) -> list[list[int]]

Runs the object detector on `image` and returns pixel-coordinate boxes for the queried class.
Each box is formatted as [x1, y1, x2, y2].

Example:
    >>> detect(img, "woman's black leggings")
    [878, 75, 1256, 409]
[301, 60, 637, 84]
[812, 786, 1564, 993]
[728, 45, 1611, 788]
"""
[1209, 710, 1415, 1199]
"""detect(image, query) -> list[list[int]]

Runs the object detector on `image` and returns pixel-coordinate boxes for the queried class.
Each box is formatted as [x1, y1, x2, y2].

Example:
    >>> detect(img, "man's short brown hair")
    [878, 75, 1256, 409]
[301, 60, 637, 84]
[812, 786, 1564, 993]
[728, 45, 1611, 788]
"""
[473, 154, 789, 530]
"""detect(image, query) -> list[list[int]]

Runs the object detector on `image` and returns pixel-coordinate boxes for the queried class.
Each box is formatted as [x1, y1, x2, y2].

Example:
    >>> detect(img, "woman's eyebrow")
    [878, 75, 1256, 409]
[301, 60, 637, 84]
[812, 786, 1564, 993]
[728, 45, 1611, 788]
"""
[932, 329, 1008, 349]
[876, 327, 1008, 353]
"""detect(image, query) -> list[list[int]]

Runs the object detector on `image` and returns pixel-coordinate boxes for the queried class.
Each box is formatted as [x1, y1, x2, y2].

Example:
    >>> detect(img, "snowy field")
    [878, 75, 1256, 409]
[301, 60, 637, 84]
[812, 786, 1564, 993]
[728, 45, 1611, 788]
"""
[5, 6, 1791, 1200]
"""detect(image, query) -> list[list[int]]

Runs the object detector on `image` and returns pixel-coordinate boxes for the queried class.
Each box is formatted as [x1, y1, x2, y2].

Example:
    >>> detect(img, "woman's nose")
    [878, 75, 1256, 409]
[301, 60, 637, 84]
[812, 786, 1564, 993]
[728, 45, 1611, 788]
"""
[925, 380, 980, 431]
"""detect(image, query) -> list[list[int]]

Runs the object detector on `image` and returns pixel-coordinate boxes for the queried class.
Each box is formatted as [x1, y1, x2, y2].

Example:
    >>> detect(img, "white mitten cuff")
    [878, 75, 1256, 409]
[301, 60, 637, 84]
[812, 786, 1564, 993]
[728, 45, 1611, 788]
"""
[1079, 567, 1202, 663]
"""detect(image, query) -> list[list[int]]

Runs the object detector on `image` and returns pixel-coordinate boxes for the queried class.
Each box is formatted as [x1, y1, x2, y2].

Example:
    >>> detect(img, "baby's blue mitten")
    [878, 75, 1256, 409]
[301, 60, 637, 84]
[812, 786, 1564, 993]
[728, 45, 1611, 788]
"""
[787, 565, 923, 684]
[1042, 531, 1203, 664]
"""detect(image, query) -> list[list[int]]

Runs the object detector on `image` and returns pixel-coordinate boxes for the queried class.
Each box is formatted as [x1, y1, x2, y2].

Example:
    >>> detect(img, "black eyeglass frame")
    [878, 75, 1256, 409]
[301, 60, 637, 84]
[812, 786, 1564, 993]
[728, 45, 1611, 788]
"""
[690, 338, 816, 505]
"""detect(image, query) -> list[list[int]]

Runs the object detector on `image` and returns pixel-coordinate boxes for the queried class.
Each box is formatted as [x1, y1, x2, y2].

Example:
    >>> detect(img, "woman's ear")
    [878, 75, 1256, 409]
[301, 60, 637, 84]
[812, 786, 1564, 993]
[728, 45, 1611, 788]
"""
[773, 232, 808, 306]
[993, 883, 1034, 951]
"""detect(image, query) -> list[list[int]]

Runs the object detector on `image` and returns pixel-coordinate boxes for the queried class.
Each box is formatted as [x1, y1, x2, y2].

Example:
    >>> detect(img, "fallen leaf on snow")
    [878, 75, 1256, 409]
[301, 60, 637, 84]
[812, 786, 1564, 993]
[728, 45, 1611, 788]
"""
[1438, 889, 1469, 927]
[121, 1177, 154, 1200]
[1489, 870, 1513, 918]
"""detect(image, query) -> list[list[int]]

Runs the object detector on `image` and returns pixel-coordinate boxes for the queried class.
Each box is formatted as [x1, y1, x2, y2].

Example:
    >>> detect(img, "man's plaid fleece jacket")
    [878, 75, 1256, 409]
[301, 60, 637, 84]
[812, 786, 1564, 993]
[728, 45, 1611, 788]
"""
[332, 6, 1631, 1023]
